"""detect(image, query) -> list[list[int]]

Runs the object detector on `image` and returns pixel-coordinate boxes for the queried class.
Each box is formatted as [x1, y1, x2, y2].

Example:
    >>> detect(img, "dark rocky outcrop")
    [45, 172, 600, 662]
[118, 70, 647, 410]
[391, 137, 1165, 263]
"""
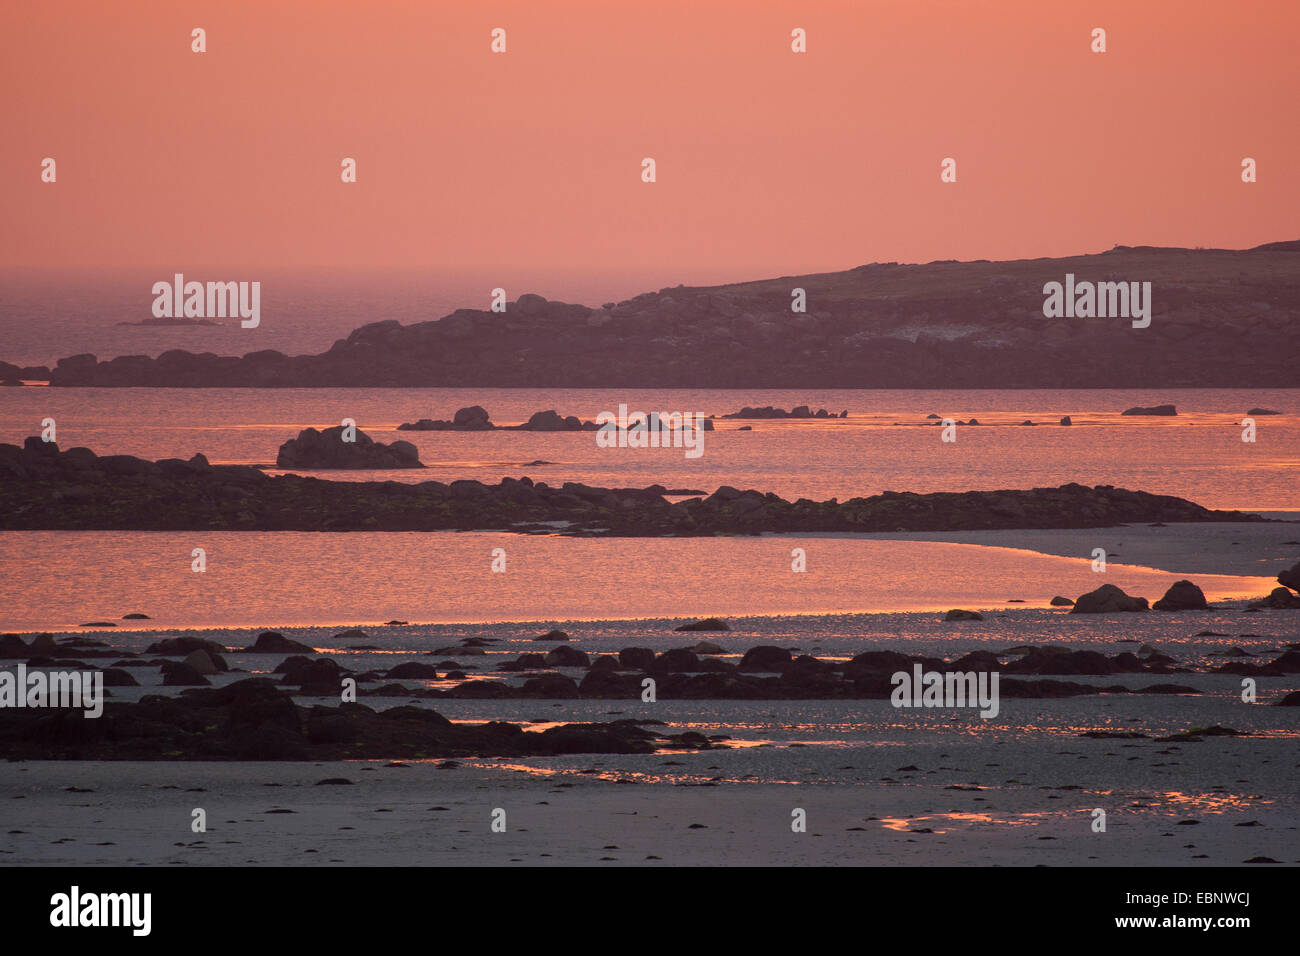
[1152, 580, 1209, 611]
[0, 677, 662, 760]
[242, 631, 315, 654]
[944, 609, 983, 621]
[674, 618, 730, 632]
[1277, 560, 1300, 592]
[1121, 404, 1177, 416]
[276, 426, 422, 469]
[1213, 649, 1300, 677]
[397, 406, 494, 431]
[1070, 584, 1149, 613]
[1251, 587, 1300, 609]
[719, 406, 846, 419]
[0, 440, 1269, 535]
[145, 636, 229, 657]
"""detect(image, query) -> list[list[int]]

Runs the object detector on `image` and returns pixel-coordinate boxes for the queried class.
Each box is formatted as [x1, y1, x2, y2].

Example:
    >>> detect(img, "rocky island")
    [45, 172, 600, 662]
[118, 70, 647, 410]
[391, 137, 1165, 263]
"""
[10, 241, 1300, 389]
[0, 436, 1268, 534]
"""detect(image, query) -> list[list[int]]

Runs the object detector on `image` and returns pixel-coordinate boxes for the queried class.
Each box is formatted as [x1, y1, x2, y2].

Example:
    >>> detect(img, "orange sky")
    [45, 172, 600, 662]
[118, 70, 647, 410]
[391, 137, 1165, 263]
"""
[2, 0, 1296, 289]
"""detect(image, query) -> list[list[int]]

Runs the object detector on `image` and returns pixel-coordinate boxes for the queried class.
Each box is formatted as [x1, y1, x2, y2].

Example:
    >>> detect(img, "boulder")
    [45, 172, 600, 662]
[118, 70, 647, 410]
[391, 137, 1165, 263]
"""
[618, 647, 656, 670]
[738, 646, 792, 671]
[275, 425, 423, 469]
[145, 636, 228, 657]
[100, 667, 139, 686]
[1049, 596, 1075, 606]
[1153, 580, 1209, 611]
[655, 648, 701, 672]
[1070, 584, 1149, 613]
[453, 406, 492, 428]
[182, 649, 222, 675]
[386, 662, 440, 679]
[944, 609, 983, 621]
[243, 631, 315, 654]
[544, 646, 590, 667]
[161, 660, 210, 685]
[1250, 587, 1300, 609]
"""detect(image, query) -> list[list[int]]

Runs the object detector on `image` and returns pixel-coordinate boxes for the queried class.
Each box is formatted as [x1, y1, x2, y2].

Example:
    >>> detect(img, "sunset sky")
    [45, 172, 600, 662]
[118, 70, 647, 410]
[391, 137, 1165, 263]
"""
[2, 0, 1296, 291]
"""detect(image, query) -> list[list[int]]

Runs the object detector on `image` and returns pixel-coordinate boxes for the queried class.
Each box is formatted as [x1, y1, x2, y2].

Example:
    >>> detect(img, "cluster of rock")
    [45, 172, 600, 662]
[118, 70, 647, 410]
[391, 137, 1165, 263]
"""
[1252, 560, 1300, 608]
[0, 439, 1268, 534]
[293, 643, 1244, 702]
[0, 677, 666, 760]
[0, 362, 52, 386]
[1063, 567, 1300, 614]
[397, 406, 599, 432]
[719, 406, 846, 419]
[19, 242, 1300, 388]
[276, 426, 422, 469]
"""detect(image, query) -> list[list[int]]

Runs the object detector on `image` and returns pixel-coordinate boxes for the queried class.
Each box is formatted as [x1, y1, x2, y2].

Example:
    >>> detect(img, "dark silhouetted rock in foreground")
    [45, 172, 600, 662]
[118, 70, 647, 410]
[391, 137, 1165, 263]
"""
[1070, 584, 1149, 613]
[1049, 596, 1075, 606]
[1152, 580, 1209, 611]
[276, 426, 422, 469]
[944, 609, 983, 621]
[0, 677, 662, 760]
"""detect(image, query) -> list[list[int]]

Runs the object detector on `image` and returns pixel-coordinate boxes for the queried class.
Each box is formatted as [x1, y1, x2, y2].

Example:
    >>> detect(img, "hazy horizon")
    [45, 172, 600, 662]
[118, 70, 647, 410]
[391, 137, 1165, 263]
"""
[4, 0, 1297, 275]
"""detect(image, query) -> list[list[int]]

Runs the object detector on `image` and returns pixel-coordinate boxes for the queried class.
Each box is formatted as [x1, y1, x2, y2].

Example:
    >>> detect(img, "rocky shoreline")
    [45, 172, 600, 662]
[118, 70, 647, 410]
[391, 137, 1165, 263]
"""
[0, 437, 1268, 533]
[6, 242, 1299, 388]
[0, 676, 666, 761]
[3, 625, 1298, 761]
